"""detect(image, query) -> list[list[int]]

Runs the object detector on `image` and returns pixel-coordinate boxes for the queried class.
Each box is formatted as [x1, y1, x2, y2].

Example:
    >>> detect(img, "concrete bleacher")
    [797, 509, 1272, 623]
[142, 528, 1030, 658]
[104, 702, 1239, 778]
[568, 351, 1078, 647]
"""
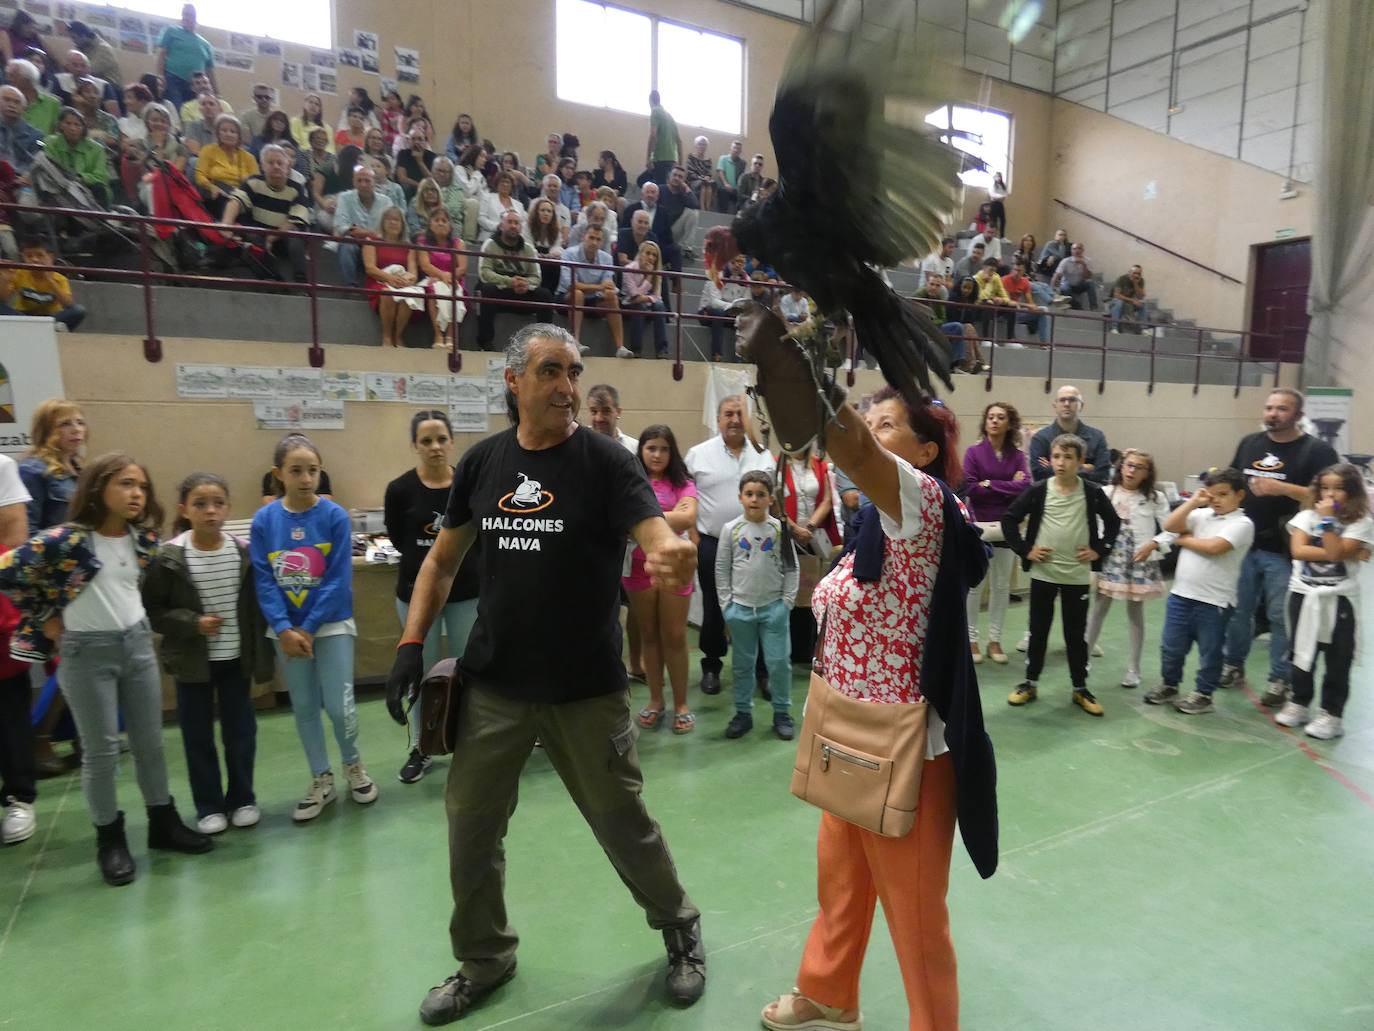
[71, 208, 1267, 388]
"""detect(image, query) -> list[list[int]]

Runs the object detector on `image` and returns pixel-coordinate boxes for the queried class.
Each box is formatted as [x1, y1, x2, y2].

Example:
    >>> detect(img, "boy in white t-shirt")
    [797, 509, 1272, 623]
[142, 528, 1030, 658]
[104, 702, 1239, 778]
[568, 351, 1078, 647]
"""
[1146, 468, 1254, 714]
[1275, 463, 1373, 740]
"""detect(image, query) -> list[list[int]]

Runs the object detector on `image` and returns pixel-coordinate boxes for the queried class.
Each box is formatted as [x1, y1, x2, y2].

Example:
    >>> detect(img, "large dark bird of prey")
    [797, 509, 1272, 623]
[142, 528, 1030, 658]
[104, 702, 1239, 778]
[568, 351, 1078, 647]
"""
[704, 0, 963, 405]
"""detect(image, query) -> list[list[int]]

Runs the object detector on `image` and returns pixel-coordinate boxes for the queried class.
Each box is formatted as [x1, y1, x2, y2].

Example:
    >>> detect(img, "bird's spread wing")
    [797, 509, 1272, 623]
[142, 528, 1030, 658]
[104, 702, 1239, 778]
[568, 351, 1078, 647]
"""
[770, 0, 962, 270]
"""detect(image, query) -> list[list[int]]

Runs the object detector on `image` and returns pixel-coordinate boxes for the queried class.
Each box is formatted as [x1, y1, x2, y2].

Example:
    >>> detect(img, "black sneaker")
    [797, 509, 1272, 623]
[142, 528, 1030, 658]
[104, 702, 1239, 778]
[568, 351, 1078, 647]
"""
[419, 963, 517, 1026]
[699, 672, 721, 696]
[725, 712, 753, 739]
[772, 713, 795, 741]
[398, 749, 432, 784]
[662, 919, 706, 1005]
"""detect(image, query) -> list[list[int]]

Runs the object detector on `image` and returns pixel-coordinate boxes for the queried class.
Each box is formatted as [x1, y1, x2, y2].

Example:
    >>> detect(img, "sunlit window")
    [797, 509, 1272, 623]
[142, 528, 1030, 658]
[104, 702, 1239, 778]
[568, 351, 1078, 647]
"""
[556, 0, 744, 135]
[116, 0, 332, 50]
[924, 104, 1012, 190]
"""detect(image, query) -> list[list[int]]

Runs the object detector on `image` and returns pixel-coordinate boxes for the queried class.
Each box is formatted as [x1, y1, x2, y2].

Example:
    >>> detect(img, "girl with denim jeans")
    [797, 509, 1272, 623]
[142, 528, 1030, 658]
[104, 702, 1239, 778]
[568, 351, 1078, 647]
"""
[623, 241, 670, 357]
[143, 473, 274, 835]
[251, 434, 377, 822]
[0, 453, 211, 886]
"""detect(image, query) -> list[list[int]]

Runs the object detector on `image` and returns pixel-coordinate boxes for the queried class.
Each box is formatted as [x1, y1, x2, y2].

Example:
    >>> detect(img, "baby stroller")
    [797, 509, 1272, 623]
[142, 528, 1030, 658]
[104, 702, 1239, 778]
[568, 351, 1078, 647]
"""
[27, 151, 141, 258]
[145, 156, 279, 279]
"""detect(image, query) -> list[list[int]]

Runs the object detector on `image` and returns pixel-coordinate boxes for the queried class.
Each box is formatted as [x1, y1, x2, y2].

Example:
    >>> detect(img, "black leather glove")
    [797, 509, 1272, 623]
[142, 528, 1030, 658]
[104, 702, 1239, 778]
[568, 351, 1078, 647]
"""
[385, 642, 425, 726]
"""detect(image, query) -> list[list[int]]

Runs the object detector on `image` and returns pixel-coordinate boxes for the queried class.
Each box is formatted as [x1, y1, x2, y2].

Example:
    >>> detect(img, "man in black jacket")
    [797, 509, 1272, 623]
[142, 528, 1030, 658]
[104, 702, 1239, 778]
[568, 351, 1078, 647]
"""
[1002, 433, 1121, 716]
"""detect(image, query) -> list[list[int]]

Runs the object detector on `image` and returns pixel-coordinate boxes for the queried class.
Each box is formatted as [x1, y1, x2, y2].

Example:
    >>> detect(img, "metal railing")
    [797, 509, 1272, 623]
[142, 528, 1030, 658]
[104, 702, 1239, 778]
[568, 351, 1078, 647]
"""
[1, 200, 1286, 395]
[1051, 198, 1244, 284]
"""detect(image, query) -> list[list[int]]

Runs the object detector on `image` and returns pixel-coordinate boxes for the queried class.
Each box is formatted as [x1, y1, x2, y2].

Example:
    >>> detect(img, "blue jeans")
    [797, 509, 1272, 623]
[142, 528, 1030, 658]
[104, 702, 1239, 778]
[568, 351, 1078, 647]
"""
[626, 298, 669, 353]
[1160, 594, 1228, 695]
[337, 242, 365, 287]
[176, 660, 257, 819]
[163, 72, 195, 108]
[1109, 299, 1139, 330]
[940, 322, 967, 364]
[723, 600, 792, 714]
[1223, 548, 1292, 683]
[395, 597, 478, 749]
[276, 634, 359, 776]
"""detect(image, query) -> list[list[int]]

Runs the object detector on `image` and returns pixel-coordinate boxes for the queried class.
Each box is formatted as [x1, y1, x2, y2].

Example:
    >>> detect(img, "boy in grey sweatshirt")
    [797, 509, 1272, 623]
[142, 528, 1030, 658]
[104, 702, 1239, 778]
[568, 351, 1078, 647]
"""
[716, 471, 800, 741]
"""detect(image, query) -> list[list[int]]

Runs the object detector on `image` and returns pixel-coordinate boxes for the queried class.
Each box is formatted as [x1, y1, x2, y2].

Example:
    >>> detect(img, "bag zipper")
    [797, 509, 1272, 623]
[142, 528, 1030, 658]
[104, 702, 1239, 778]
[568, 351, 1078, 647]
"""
[820, 743, 880, 772]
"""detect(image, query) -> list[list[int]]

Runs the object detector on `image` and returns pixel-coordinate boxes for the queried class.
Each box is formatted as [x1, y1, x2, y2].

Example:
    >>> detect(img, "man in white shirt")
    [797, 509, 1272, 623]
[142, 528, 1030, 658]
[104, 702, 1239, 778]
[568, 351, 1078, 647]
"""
[684, 394, 775, 694]
[920, 236, 955, 294]
[0, 452, 33, 846]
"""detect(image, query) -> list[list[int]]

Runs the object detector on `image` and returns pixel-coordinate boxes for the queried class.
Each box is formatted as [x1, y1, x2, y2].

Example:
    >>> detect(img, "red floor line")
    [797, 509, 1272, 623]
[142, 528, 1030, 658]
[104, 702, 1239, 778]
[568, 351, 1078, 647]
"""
[1239, 683, 1374, 811]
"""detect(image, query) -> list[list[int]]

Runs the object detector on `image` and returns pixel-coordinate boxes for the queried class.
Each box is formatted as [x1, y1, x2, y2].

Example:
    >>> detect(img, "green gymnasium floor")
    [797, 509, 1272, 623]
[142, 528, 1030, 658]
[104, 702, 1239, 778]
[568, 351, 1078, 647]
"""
[3, 591, 1373, 1031]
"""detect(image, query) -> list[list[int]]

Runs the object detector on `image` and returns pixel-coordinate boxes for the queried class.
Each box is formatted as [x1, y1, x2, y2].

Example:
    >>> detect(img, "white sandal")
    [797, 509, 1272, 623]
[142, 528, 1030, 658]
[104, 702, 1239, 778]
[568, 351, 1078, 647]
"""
[761, 990, 862, 1031]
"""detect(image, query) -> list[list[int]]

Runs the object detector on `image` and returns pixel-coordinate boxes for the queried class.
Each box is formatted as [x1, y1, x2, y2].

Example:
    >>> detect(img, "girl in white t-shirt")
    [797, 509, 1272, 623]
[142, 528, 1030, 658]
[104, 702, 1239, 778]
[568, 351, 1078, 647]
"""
[1277, 464, 1373, 740]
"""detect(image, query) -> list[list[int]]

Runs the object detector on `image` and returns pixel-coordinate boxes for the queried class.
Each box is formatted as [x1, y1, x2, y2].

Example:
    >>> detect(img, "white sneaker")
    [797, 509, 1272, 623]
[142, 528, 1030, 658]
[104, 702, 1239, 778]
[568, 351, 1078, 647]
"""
[1, 798, 35, 845]
[196, 813, 229, 835]
[1304, 711, 1344, 740]
[344, 761, 378, 805]
[230, 804, 261, 828]
[1091, 643, 1104, 658]
[616, 346, 635, 359]
[1274, 701, 1309, 728]
[293, 772, 337, 823]
[1000, 341, 1025, 349]
[1120, 671, 1141, 688]
[1016, 633, 1029, 653]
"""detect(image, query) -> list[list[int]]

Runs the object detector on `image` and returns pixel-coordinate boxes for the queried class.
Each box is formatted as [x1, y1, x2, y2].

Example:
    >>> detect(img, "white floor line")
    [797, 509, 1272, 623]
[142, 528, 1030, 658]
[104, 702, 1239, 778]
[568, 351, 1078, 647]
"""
[0, 774, 75, 964]
[471, 911, 820, 1030]
[1000, 747, 1299, 861]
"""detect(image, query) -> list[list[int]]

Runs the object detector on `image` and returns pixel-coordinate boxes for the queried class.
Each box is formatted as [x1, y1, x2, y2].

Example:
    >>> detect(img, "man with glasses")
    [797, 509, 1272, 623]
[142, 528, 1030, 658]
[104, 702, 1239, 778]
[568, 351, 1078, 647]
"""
[1028, 385, 1110, 484]
[241, 84, 276, 141]
[737, 154, 766, 208]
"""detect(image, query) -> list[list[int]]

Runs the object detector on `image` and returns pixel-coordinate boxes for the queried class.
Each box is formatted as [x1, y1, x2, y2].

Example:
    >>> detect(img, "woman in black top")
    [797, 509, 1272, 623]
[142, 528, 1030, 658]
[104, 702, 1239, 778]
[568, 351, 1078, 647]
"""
[591, 150, 628, 198]
[383, 411, 480, 784]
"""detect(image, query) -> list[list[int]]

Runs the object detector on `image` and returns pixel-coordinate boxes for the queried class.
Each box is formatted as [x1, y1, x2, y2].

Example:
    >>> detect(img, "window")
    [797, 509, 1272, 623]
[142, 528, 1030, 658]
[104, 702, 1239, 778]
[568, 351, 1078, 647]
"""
[555, 0, 744, 135]
[923, 105, 1011, 191]
[117, 0, 332, 50]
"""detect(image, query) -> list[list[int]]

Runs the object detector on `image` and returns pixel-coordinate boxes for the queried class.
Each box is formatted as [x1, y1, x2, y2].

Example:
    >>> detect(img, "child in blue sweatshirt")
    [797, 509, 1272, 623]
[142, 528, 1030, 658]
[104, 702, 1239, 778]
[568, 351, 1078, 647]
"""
[250, 434, 378, 822]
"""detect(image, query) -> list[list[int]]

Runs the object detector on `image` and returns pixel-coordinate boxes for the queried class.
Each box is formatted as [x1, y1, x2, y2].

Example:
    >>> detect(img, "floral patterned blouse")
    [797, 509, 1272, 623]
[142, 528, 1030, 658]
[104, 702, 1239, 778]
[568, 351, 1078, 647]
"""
[810, 456, 951, 755]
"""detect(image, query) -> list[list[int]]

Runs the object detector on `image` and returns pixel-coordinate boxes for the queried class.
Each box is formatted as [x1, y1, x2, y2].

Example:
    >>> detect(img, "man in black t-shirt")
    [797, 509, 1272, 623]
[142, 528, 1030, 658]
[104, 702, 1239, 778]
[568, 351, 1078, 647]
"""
[385, 324, 703, 1026]
[1221, 389, 1339, 704]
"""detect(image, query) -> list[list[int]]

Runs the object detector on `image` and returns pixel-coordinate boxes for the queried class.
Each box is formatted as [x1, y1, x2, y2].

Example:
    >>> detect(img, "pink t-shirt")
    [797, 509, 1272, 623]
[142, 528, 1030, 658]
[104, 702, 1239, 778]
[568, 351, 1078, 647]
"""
[623, 477, 697, 594]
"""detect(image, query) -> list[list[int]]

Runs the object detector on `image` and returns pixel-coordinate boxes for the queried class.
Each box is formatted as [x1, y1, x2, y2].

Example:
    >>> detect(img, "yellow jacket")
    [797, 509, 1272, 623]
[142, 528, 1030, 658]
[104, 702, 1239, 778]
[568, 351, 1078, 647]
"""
[975, 272, 1010, 303]
[195, 144, 259, 193]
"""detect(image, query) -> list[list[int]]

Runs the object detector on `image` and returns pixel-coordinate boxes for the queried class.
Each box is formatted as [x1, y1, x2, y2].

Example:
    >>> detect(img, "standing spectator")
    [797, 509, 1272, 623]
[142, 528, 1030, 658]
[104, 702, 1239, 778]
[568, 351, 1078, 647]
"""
[1109, 264, 1147, 333]
[624, 425, 699, 735]
[698, 253, 748, 361]
[1002, 433, 1121, 716]
[1145, 469, 1255, 714]
[987, 171, 1008, 236]
[717, 470, 798, 741]
[964, 402, 1028, 665]
[0, 452, 33, 846]
[736, 154, 766, 207]
[416, 208, 467, 350]
[222, 144, 311, 282]
[558, 223, 626, 356]
[685, 395, 775, 695]
[4, 58, 60, 135]
[252, 435, 377, 822]
[383, 325, 705, 1025]
[1276, 464, 1373, 739]
[20, 398, 87, 527]
[155, 4, 215, 109]
[1084, 449, 1172, 688]
[444, 113, 478, 160]
[384, 411, 479, 783]
[477, 170, 528, 241]
[334, 163, 395, 288]
[645, 90, 681, 184]
[621, 240, 670, 359]
[686, 135, 713, 210]
[527, 197, 565, 296]
[395, 123, 437, 198]
[1, 239, 86, 331]
[142, 472, 271, 836]
[1221, 389, 1339, 704]
[364, 207, 422, 349]
[713, 139, 745, 213]
[1050, 242, 1100, 310]
[0, 84, 41, 175]
[194, 114, 258, 217]
[1037, 228, 1071, 281]
[291, 93, 330, 154]
[1027, 385, 1111, 484]
[240, 84, 275, 141]
[476, 208, 555, 350]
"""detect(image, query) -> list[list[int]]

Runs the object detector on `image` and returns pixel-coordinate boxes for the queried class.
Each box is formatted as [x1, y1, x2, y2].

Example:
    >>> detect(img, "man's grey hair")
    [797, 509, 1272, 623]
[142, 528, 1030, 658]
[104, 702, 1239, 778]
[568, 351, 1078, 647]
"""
[0, 84, 24, 103]
[142, 102, 172, 126]
[542, 173, 560, 188]
[632, 210, 651, 226]
[506, 323, 578, 374]
[431, 156, 454, 174]
[717, 393, 747, 417]
[5, 60, 38, 88]
[584, 201, 606, 220]
[259, 143, 287, 164]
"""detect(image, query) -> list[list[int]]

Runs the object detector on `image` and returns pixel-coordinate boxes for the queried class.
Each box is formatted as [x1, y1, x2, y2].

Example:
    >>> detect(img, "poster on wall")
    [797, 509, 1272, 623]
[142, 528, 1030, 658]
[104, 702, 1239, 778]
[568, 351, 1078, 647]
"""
[83, 7, 115, 29]
[280, 61, 301, 89]
[317, 71, 337, 95]
[362, 52, 380, 74]
[300, 399, 346, 431]
[338, 48, 361, 68]
[222, 52, 254, 72]
[0, 318, 65, 454]
[396, 67, 419, 84]
[253, 400, 302, 430]
[395, 46, 419, 82]
[175, 363, 229, 398]
[229, 32, 255, 54]
[301, 64, 317, 91]
[309, 49, 336, 69]
[120, 29, 148, 53]
[322, 372, 365, 401]
[1304, 388, 1355, 459]
[257, 38, 282, 57]
[354, 29, 378, 52]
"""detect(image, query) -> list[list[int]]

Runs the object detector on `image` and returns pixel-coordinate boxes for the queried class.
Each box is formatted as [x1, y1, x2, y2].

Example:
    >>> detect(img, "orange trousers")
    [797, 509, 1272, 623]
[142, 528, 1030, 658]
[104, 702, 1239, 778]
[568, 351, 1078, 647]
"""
[795, 753, 959, 1031]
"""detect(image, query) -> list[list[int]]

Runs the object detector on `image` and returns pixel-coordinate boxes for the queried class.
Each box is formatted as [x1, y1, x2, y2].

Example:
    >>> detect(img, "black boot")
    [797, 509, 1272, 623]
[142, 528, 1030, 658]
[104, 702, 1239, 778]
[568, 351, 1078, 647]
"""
[146, 797, 214, 854]
[662, 918, 706, 1005]
[95, 812, 136, 886]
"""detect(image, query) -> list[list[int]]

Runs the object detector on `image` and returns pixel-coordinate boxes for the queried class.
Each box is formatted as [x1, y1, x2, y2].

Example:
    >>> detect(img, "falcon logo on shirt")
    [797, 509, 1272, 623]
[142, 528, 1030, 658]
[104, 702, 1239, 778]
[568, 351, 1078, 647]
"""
[422, 511, 444, 537]
[1254, 453, 1284, 471]
[499, 472, 554, 513]
[269, 542, 333, 608]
